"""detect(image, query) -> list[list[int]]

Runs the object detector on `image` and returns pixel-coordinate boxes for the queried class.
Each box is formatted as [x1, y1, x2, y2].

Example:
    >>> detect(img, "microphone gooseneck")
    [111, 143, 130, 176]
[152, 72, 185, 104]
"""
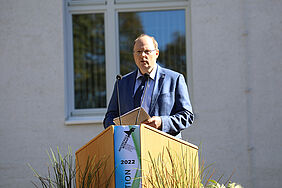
[135, 73, 150, 125]
[116, 74, 123, 125]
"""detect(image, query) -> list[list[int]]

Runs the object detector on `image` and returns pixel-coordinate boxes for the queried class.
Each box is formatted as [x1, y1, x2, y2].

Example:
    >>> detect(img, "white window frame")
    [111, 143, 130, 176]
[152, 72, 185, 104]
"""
[64, 0, 192, 125]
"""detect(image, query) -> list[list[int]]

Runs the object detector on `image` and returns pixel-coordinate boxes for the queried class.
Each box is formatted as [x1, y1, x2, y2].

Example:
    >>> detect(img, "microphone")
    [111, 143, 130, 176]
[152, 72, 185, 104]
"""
[116, 74, 122, 125]
[135, 73, 150, 125]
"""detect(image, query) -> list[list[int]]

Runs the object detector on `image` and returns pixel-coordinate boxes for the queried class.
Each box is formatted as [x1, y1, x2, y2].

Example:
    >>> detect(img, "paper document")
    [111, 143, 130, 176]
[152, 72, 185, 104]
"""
[113, 107, 151, 125]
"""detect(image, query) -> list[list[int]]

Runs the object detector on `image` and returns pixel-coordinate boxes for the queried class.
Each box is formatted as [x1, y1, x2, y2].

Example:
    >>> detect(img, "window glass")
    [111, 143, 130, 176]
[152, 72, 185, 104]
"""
[72, 13, 106, 109]
[119, 10, 187, 77]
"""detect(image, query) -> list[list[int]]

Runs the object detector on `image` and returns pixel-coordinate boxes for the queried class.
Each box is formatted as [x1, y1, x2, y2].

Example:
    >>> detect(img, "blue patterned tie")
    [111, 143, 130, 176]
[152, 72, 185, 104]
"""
[134, 76, 147, 108]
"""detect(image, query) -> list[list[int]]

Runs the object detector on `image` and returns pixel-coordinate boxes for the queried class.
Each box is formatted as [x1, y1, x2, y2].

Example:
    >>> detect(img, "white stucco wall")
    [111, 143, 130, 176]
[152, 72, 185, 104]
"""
[183, 0, 282, 187]
[0, 0, 105, 187]
[0, 0, 282, 187]
[185, 0, 250, 185]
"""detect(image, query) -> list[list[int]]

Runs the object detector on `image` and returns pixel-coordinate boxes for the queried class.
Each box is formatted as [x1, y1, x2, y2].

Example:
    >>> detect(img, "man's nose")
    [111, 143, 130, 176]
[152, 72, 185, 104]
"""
[141, 51, 147, 56]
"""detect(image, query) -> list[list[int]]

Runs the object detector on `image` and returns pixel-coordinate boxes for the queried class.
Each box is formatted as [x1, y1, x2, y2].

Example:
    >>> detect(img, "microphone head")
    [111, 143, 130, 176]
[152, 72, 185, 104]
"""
[116, 74, 122, 80]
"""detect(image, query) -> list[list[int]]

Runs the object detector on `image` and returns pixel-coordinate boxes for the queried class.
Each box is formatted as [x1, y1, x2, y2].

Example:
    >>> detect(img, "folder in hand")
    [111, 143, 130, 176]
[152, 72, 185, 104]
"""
[113, 107, 151, 125]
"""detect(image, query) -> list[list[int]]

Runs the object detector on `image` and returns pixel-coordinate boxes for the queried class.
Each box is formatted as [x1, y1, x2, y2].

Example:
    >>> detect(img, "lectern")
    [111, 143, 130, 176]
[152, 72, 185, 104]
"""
[75, 125, 199, 187]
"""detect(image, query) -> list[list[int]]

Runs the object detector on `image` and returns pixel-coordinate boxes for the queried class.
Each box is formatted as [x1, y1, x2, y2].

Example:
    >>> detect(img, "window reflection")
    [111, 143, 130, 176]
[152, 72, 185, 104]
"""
[73, 13, 106, 109]
[119, 10, 187, 78]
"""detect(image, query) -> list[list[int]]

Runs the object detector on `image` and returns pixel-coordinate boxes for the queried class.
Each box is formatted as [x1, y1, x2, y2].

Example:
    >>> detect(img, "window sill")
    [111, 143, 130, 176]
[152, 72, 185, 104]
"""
[65, 116, 104, 125]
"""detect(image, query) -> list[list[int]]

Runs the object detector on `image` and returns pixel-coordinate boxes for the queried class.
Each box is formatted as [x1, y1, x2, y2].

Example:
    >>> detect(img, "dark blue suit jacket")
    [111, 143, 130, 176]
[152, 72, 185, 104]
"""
[103, 65, 194, 138]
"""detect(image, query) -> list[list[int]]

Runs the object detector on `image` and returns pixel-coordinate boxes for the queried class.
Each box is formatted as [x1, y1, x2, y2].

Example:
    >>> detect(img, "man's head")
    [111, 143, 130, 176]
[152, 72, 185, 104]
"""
[133, 34, 159, 74]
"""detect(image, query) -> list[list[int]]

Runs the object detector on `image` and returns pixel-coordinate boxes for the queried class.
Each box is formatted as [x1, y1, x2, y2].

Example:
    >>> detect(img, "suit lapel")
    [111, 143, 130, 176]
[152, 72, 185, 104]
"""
[149, 66, 165, 115]
[129, 70, 138, 98]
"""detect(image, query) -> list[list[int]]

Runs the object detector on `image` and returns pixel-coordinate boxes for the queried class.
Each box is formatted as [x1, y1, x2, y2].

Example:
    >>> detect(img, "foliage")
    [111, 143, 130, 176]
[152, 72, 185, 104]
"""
[143, 146, 200, 187]
[142, 146, 244, 188]
[205, 180, 243, 188]
[28, 146, 75, 188]
[28, 146, 112, 188]
[29, 146, 243, 188]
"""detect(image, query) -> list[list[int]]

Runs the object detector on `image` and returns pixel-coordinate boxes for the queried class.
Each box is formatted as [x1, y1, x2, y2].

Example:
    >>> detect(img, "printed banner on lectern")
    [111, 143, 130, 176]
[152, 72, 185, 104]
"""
[114, 125, 141, 187]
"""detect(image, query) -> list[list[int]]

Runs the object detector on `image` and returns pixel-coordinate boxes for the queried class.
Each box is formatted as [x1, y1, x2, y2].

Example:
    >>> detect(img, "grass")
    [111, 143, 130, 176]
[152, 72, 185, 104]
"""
[142, 146, 200, 188]
[29, 145, 243, 188]
[142, 145, 243, 188]
[28, 146, 113, 188]
[28, 146, 75, 188]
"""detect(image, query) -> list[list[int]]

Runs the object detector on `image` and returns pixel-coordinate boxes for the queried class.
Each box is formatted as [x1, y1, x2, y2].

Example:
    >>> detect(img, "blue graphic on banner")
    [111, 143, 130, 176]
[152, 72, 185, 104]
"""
[114, 125, 141, 187]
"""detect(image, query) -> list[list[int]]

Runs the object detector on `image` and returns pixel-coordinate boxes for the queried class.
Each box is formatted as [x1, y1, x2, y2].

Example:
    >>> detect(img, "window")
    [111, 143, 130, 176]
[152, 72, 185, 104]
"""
[73, 13, 106, 109]
[64, 0, 191, 124]
[119, 10, 187, 76]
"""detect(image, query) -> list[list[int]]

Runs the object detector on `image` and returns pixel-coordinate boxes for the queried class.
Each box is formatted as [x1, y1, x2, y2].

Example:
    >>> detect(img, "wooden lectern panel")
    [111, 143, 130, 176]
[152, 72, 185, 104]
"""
[140, 124, 199, 187]
[75, 126, 115, 188]
[76, 124, 199, 187]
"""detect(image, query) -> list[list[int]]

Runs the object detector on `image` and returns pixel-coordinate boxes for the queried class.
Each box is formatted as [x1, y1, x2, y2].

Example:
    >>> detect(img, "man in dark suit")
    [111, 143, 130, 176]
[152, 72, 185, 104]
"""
[103, 34, 193, 138]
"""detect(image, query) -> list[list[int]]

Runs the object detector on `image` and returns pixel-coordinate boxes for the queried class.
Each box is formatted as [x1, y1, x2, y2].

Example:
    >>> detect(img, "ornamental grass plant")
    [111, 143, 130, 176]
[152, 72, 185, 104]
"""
[29, 146, 243, 188]
[28, 146, 113, 188]
[28, 146, 76, 188]
[142, 146, 200, 188]
[142, 145, 243, 188]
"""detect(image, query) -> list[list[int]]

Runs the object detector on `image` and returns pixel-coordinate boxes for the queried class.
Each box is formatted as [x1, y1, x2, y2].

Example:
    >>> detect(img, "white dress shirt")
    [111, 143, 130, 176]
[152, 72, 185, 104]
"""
[134, 66, 157, 113]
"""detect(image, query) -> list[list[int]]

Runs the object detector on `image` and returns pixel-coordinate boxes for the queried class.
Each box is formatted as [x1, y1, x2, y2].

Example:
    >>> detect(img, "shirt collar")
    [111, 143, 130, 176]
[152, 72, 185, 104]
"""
[136, 64, 157, 80]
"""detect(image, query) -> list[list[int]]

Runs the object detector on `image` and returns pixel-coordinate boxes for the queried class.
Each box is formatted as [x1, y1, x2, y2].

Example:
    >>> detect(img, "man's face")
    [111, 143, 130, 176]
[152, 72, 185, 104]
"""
[133, 36, 159, 74]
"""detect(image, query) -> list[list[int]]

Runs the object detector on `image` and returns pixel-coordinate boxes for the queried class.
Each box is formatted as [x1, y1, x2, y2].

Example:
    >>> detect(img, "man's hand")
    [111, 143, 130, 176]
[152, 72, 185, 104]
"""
[142, 116, 162, 130]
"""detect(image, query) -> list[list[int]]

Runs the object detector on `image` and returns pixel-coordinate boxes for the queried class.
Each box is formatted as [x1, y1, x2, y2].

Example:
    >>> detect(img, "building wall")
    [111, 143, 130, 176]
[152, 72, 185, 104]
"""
[0, 0, 105, 187]
[0, 0, 282, 187]
[184, 0, 282, 187]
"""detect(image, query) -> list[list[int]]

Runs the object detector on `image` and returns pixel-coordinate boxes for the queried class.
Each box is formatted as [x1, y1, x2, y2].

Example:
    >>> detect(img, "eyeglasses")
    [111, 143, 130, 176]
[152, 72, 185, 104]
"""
[134, 49, 156, 55]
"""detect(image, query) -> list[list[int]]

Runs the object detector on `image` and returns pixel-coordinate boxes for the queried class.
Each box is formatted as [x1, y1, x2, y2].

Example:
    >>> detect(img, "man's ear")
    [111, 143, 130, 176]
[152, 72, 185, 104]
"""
[156, 49, 159, 57]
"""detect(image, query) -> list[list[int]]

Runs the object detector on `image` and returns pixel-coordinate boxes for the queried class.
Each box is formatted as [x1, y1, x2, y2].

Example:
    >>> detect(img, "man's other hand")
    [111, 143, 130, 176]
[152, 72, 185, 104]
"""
[142, 116, 162, 130]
